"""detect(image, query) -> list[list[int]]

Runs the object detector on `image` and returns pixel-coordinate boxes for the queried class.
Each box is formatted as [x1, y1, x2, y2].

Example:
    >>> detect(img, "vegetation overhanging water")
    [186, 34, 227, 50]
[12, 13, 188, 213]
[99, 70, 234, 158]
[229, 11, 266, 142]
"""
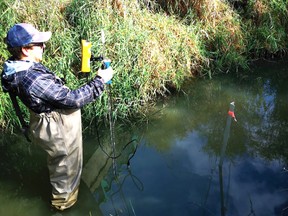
[1, 0, 288, 131]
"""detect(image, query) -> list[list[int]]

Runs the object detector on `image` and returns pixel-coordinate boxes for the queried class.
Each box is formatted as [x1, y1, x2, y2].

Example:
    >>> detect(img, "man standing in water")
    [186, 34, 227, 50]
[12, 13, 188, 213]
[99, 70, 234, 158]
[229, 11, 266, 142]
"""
[1, 23, 114, 211]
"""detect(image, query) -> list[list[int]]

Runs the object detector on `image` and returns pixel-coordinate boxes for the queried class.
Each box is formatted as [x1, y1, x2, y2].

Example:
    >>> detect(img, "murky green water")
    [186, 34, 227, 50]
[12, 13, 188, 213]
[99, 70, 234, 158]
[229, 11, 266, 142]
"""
[1, 59, 288, 216]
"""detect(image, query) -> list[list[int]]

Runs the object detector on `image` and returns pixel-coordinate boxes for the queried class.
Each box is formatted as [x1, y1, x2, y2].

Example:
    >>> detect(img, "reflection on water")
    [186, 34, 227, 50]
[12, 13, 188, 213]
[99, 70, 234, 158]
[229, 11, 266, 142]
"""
[1, 59, 288, 215]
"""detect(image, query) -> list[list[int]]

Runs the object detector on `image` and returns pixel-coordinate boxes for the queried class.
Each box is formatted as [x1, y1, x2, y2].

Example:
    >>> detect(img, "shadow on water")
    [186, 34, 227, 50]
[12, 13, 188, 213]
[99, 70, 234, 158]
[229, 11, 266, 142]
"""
[1, 59, 288, 215]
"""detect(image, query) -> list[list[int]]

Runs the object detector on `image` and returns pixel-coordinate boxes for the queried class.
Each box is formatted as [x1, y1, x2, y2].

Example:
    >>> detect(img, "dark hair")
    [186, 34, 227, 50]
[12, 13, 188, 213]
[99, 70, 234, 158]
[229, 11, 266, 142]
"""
[7, 46, 23, 59]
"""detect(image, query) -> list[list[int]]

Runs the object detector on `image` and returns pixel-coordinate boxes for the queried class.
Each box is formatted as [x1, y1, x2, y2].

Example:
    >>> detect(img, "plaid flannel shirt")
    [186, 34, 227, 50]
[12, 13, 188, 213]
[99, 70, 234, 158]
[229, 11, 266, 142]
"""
[2, 60, 104, 114]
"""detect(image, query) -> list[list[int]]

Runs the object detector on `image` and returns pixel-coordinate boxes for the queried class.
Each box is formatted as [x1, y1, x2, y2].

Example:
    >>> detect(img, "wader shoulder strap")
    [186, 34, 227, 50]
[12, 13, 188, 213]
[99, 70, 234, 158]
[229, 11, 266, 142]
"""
[8, 92, 31, 142]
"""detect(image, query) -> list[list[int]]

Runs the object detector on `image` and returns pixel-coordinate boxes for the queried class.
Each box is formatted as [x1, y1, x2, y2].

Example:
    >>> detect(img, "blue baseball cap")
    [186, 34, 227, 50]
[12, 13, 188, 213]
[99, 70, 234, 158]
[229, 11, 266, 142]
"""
[6, 23, 52, 48]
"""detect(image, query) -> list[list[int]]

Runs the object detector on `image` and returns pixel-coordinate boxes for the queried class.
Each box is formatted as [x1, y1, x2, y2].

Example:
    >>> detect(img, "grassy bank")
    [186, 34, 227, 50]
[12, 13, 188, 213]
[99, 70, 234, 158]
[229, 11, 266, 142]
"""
[0, 0, 288, 131]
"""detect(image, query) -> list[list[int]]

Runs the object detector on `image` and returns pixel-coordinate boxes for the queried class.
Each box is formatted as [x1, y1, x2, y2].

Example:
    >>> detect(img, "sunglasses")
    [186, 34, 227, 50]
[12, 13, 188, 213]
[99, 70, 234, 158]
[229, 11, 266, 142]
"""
[24, 43, 44, 49]
[31, 42, 44, 48]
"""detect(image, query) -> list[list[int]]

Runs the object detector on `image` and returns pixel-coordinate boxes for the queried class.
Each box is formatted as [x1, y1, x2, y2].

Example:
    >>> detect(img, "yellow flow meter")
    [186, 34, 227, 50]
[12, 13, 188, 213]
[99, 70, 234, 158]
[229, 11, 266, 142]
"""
[81, 39, 92, 73]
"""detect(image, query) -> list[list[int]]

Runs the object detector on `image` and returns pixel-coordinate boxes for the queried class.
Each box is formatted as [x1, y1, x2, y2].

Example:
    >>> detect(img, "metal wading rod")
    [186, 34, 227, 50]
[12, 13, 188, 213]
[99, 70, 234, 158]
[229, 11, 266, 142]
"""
[101, 29, 117, 176]
[80, 30, 119, 177]
[108, 84, 117, 176]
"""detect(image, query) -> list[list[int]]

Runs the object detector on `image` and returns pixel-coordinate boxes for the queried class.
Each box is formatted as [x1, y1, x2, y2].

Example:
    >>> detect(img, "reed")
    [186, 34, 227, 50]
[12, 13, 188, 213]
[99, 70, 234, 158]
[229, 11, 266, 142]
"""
[244, 0, 288, 57]
[0, 0, 288, 131]
[64, 0, 205, 122]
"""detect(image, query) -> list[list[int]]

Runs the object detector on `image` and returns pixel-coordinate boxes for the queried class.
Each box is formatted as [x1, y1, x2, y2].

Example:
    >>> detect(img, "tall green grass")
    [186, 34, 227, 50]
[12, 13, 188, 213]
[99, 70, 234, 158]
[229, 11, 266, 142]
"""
[155, 0, 288, 72]
[244, 0, 288, 57]
[0, 0, 288, 132]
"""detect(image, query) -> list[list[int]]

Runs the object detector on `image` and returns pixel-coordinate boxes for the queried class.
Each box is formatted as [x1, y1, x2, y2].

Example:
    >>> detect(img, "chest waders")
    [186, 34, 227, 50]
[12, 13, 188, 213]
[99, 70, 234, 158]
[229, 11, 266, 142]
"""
[29, 109, 83, 211]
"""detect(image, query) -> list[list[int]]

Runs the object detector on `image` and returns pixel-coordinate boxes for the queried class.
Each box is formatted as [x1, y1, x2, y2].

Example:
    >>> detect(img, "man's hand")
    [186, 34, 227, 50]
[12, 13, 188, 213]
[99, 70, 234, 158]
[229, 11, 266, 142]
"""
[97, 66, 114, 84]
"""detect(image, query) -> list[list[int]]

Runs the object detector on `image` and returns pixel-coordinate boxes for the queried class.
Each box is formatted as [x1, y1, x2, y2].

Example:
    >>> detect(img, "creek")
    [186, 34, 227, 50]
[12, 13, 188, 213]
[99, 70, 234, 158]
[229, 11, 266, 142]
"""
[1, 59, 288, 216]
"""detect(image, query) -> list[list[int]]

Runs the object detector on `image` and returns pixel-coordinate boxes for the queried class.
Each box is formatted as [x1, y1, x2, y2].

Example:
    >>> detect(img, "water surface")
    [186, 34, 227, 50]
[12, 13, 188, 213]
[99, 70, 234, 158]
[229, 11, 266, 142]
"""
[1, 59, 288, 216]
